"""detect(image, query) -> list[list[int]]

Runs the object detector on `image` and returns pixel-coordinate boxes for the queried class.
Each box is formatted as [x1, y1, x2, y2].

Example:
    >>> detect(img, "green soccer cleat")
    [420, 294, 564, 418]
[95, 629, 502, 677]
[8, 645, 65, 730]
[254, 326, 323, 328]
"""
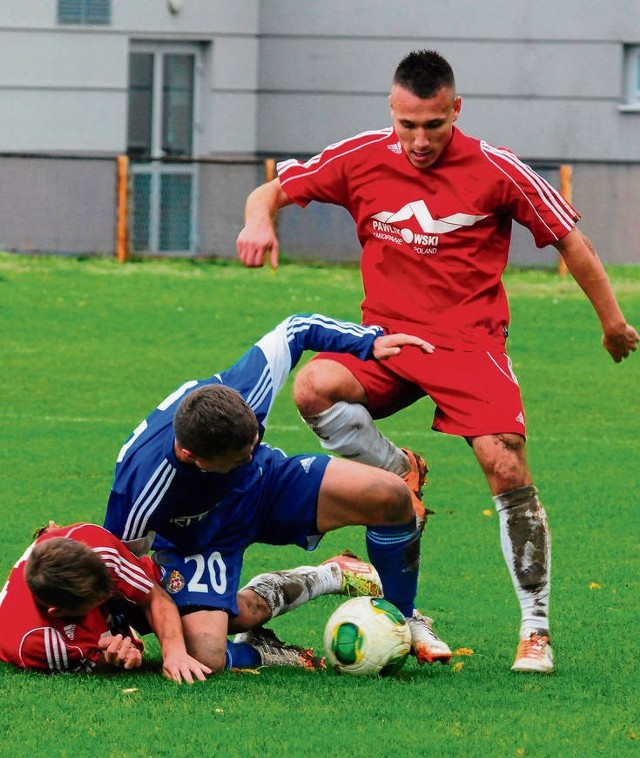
[322, 550, 383, 598]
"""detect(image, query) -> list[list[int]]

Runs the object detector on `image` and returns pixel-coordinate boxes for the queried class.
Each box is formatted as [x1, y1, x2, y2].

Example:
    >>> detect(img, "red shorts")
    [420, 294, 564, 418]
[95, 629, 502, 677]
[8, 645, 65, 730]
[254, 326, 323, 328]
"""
[313, 347, 526, 438]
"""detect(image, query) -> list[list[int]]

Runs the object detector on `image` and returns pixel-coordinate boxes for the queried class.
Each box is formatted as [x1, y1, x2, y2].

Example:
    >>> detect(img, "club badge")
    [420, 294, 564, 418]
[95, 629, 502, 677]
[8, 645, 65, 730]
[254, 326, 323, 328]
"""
[166, 570, 185, 594]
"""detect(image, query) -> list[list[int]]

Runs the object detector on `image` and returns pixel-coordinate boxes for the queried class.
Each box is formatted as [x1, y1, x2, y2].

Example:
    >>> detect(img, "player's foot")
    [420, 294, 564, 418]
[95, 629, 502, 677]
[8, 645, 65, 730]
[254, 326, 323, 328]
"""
[401, 448, 431, 533]
[322, 550, 383, 598]
[511, 633, 554, 673]
[234, 626, 325, 671]
[406, 610, 452, 665]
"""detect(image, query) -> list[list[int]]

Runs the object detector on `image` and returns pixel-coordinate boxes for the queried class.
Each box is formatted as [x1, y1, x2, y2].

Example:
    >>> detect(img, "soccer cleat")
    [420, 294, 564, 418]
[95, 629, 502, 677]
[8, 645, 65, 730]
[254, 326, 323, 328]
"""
[511, 633, 554, 674]
[233, 626, 325, 671]
[406, 610, 452, 665]
[401, 448, 431, 533]
[322, 550, 383, 598]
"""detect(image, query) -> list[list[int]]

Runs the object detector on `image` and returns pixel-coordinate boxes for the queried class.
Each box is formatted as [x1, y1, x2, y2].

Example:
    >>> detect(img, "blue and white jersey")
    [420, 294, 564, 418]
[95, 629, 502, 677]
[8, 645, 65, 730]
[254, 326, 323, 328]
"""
[103, 314, 382, 552]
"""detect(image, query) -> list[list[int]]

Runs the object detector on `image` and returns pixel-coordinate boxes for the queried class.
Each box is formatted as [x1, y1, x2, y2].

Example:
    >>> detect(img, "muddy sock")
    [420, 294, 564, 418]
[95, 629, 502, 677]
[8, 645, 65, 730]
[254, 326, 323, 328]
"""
[241, 564, 340, 619]
[494, 484, 551, 639]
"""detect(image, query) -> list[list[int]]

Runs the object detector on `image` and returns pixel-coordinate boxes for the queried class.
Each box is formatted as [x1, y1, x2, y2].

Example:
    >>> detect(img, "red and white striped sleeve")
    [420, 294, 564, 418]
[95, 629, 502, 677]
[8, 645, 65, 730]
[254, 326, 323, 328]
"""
[481, 141, 580, 247]
[18, 627, 97, 673]
[277, 128, 393, 206]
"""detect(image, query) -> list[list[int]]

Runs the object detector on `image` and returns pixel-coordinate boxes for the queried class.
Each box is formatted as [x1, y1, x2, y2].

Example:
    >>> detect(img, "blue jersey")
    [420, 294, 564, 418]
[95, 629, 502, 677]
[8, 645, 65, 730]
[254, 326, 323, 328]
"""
[103, 314, 382, 553]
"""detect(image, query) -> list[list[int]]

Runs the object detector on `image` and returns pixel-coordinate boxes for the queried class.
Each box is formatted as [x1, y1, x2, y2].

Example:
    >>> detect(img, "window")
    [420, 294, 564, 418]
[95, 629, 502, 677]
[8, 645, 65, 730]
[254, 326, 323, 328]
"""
[622, 44, 640, 109]
[58, 0, 111, 25]
[127, 43, 202, 253]
[127, 49, 196, 159]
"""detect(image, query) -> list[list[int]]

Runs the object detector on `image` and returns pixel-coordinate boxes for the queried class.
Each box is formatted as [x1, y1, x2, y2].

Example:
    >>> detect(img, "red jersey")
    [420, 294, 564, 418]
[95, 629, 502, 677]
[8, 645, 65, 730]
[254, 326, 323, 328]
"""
[0, 524, 155, 673]
[278, 126, 579, 350]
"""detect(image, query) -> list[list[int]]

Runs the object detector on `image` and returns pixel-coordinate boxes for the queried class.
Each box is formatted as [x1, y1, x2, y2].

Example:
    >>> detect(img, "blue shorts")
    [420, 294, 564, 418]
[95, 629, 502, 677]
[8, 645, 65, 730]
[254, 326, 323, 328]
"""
[152, 448, 331, 616]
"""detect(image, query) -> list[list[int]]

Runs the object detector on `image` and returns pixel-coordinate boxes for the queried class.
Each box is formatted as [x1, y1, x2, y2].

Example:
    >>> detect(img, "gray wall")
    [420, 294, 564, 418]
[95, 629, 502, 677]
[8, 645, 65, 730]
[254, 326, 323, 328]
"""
[1, 1, 639, 159]
[257, 0, 640, 161]
[0, 156, 116, 254]
[0, 1, 261, 155]
[0, 1, 638, 263]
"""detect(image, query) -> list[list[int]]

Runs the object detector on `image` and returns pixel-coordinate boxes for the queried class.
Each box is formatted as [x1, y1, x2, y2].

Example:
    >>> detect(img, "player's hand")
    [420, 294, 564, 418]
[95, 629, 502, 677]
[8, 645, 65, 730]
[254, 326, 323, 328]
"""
[373, 333, 435, 360]
[98, 633, 143, 670]
[161, 653, 212, 684]
[236, 217, 280, 269]
[602, 323, 639, 362]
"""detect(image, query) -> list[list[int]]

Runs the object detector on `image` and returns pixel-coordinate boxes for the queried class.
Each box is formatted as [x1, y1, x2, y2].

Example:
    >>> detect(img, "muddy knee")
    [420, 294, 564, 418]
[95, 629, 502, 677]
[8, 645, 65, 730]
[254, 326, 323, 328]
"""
[472, 433, 530, 492]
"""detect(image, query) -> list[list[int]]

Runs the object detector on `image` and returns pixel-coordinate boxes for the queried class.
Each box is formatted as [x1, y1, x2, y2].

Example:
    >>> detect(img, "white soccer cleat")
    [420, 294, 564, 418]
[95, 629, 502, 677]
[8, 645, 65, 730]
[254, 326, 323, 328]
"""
[406, 610, 452, 665]
[511, 633, 554, 674]
[234, 626, 325, 671]
[322, 551, 383, 598]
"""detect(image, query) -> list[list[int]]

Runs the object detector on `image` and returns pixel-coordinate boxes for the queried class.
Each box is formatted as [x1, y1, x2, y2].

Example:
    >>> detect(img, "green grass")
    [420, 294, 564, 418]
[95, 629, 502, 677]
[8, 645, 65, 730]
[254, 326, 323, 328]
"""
[0, 253, 638, 757]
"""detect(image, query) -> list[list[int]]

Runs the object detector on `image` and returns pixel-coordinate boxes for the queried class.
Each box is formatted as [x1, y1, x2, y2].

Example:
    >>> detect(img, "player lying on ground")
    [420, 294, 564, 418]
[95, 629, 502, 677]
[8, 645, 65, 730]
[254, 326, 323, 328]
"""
[103, 313, 453, 674]
[0, 521, 384, 674]
[0, 522, 210, 681]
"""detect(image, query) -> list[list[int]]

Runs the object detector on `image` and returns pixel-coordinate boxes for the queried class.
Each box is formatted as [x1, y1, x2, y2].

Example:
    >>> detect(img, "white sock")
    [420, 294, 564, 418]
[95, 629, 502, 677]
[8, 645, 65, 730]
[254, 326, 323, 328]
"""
[301, 401, 409, 475]
[241, 564, 341, 619]
[494, 485, 551, 639]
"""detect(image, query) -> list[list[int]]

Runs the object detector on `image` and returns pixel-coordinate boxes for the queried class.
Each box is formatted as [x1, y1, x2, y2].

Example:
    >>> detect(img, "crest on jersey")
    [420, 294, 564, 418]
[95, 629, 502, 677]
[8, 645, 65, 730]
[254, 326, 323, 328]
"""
[166, 570, 185, 594]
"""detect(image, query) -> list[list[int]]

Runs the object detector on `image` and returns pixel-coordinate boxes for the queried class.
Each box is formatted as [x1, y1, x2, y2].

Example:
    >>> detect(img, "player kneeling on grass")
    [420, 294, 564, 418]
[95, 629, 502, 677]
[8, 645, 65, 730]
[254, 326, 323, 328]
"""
[103, 313, 452, 674]
[0, 522, 210, 682]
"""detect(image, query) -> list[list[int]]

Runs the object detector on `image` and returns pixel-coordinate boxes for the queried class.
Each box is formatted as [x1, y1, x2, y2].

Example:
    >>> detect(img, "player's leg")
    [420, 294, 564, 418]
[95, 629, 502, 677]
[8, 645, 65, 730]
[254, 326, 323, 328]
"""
[294, 354, 429, 526]
[472, 434, 553, 673]
[152, 547, 321, 672]
[422, 348, 554, 672]
[180, 608, 235, 672]
[233, 554, 381, 629]
[316, 458, 451, 664]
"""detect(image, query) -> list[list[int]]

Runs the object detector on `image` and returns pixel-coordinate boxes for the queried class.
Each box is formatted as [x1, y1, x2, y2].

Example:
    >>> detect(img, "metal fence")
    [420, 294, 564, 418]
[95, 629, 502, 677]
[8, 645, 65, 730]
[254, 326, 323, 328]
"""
[1, 153, 638, 265]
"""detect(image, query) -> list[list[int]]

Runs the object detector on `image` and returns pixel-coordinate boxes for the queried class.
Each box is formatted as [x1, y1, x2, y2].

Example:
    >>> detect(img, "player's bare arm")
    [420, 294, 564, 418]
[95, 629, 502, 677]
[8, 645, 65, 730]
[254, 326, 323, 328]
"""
[372, 333, 435, 360]
[554, 228, 639, 362]
[236, 178, 292, 269]
[142, 584, 212, 683]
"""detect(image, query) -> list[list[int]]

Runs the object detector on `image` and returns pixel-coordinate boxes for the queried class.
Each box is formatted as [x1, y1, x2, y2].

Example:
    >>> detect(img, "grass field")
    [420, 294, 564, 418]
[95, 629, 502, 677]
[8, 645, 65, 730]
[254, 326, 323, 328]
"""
[0, 253, 638, 757]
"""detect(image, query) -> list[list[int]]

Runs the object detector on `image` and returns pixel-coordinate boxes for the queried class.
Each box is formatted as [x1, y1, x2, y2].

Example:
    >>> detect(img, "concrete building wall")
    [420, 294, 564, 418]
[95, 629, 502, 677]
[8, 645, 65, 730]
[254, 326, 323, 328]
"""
[0, 0, 261, 155]
[256, 0, 640, 161]
[0, 1, 638, 263]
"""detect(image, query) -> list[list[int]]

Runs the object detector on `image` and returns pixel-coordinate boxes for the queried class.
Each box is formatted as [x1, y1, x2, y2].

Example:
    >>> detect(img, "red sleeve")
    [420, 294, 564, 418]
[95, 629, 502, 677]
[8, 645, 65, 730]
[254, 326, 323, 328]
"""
[17, 625, 102, 673]
[277, 129, 393, 208]
[480, 141, 580, 247]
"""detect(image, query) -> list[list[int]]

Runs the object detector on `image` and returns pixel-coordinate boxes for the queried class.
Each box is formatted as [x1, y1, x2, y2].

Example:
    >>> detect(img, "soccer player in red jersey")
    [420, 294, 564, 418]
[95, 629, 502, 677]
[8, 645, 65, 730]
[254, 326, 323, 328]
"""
[0, 522, 210, 681]
[236, 50, 638, 673]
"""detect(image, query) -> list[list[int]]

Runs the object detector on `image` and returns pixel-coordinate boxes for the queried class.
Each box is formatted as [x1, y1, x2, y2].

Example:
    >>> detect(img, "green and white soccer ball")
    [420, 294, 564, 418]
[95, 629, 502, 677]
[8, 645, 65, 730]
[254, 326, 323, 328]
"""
[323, 596, 412, 676]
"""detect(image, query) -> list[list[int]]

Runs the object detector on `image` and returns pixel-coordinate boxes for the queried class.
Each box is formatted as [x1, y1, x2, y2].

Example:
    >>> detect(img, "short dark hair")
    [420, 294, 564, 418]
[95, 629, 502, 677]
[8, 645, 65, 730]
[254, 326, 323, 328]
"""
[173, 384, 259, 458]
[25, 538, 113, 610]
[393, 49, 455, 99]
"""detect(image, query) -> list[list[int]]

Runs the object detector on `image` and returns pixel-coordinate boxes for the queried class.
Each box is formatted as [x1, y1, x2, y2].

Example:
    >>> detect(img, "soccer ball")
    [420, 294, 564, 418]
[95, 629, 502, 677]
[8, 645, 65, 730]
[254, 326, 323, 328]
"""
[323, 596, 412, 676]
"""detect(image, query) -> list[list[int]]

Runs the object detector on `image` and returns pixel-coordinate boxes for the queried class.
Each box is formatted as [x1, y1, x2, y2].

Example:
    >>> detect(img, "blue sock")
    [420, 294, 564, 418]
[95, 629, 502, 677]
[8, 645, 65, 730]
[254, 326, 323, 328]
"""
[225, 640, 262, 669]
[366, 518, 420, 617]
